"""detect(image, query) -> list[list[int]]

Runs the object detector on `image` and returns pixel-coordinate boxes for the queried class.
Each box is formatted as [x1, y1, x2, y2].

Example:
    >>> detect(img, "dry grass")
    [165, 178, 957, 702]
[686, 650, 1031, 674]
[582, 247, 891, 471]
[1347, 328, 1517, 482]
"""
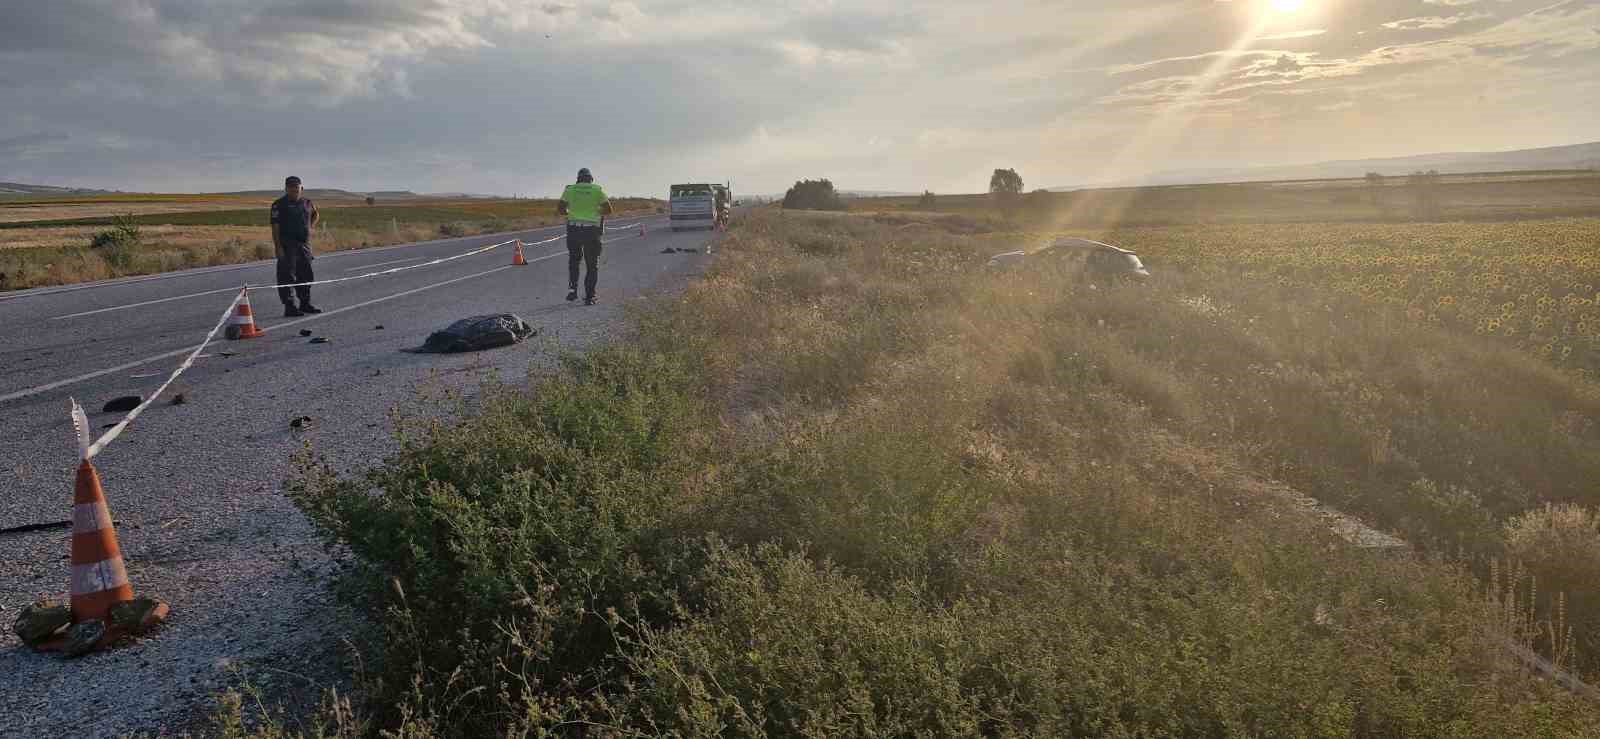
[0, 197, 266, 223]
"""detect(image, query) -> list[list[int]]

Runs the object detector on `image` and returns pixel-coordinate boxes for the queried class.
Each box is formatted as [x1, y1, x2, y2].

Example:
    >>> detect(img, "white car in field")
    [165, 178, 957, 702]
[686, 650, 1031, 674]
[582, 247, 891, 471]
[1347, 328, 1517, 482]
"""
[988, 238, 1151, 281]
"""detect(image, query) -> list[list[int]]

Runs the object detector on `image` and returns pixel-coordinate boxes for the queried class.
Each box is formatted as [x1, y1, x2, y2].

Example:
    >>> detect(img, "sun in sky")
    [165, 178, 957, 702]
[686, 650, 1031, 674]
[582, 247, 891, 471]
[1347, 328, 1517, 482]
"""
[1272, 0, 1306, 12]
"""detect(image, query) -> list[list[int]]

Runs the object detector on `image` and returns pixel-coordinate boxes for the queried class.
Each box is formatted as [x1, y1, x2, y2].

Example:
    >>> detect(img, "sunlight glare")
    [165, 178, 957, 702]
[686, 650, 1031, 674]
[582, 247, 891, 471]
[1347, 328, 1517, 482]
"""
[1272, 0, 1305, 12]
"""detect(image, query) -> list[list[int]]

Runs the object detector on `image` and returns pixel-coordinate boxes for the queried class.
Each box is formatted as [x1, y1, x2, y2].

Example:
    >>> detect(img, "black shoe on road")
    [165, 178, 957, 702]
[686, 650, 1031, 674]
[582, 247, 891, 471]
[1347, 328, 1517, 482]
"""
[284, 305, 304, 318]
[566, 289, 578, 302]
[299, 303, 324, 314]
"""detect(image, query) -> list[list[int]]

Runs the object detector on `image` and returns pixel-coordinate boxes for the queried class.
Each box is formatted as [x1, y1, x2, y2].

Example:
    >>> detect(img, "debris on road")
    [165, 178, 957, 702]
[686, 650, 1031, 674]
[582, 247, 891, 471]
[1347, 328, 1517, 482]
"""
[374, 325, 385, 331]
[170, 393, 187, 406]
[309, 337, 331, 344]
[299, 329, 313, 337]
[0, 520, 71, 536]
[411, 314, 535, 354]
[290, 416, 313, 429]
[103, 396, 142, 413]
[219, 351, 238, 358]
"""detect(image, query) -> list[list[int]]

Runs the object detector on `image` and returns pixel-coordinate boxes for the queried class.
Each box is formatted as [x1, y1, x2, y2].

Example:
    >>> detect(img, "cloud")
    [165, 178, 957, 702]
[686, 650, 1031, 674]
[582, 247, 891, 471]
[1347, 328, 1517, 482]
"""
[0, 0, 1595, 196]
[1382, 12, 1495, 30]
[1259, 29, 1329, 41]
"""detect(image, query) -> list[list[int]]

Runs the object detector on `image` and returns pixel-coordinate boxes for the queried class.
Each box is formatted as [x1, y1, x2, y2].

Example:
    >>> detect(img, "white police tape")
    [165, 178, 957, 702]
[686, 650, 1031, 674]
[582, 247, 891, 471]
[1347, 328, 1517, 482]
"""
[248, 236, 530, 293]
[70, 288, 243, 460]
[57, 219, 653, 456]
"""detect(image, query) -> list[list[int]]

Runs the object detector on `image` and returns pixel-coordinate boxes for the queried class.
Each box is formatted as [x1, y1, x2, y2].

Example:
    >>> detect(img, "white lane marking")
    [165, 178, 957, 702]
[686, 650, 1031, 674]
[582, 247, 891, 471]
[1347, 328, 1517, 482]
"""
[343, 256, 425, 272]
[0, 346, 199, 404]
[0, 217, 663, 304]
[52, 285, 246, 320]
[0, 232, 667, 404]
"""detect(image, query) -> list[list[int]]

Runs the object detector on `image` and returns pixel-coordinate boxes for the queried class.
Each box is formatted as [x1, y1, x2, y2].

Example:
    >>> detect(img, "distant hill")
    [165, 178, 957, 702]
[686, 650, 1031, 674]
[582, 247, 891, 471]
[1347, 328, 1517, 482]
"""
[1057, 141, 1600, 190]
[211, 188, 375, 200]
[0, 182, 119, 197]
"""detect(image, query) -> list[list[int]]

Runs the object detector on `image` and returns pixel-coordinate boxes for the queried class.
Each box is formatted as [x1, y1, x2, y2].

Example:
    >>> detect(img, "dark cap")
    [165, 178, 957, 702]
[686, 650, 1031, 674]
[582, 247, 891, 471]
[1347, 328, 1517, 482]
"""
[577, 168, 592, 182]
[285, 176, 302, 186]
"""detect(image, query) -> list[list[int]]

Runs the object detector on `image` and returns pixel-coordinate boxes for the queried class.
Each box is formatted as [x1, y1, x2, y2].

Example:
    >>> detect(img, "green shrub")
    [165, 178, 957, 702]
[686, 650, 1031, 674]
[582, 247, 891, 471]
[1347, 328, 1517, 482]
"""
[782, 179, 845, 211]
[287, 349, 705, 733]
[89, 212, 142, 270]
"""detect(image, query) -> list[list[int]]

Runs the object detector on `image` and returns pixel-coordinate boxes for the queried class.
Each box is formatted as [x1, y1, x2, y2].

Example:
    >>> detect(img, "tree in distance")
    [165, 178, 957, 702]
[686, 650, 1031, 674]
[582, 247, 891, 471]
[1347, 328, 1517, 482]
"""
[990, 168, 1024, 213]
[783, 179, 846, 211]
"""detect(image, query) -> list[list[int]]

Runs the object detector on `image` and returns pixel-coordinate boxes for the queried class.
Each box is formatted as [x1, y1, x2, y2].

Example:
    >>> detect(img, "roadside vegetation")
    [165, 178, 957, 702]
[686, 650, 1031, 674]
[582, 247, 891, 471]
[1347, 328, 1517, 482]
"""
[221, 208, 1600, 736]
[0, 197, 661, 291]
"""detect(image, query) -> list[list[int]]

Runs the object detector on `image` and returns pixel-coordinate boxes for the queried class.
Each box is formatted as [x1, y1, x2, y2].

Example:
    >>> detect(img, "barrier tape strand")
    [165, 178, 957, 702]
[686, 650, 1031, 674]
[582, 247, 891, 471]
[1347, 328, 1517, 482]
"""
[71, 288, 243, 460]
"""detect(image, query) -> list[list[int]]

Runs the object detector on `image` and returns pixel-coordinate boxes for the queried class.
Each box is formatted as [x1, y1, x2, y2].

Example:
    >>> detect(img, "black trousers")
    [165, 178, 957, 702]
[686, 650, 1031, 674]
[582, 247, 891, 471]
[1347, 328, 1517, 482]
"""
[276, 245, 314, 306]
[566, 224, 603, 298]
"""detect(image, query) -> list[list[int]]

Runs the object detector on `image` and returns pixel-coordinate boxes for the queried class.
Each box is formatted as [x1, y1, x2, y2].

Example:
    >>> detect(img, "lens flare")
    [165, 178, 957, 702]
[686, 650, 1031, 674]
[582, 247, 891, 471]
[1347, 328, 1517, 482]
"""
[1272, 0, 1305, 11]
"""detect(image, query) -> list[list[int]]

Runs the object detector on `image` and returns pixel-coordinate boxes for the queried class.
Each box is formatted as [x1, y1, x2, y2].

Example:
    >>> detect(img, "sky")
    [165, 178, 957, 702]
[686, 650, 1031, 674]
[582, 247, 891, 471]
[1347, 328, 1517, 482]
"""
[1, 0, 1597, 197]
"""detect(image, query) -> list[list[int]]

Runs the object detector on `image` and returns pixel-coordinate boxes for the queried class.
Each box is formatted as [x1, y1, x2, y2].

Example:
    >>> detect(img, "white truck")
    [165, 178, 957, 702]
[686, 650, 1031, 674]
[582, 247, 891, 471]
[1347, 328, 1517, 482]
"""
[669, 183, 716, 231]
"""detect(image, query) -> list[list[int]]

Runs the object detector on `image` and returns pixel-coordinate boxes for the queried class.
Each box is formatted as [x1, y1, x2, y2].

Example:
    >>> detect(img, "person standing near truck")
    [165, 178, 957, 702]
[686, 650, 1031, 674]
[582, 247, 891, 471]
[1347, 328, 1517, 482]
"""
[270, 176, 322, 317]
[558, 167, 613, 305]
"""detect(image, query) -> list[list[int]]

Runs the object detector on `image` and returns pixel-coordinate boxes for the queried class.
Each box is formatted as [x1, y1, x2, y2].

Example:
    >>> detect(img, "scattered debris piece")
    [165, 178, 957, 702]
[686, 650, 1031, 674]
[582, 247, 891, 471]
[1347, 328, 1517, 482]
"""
[374, 325, 385, 331]
[309, 337, 331, 344]
[218, 351, 238, 358]
[290, 416, 313, 429]
[299, 329, 313, 337]
[660, 247, 676, 254]
[0, 520, 71, 536]
[101, 423, 117, 429]
[170, 393, 187, 406]
[102, 396, 141, 413]
[410, 314, 535, 354]
[13, 601, 70, 646]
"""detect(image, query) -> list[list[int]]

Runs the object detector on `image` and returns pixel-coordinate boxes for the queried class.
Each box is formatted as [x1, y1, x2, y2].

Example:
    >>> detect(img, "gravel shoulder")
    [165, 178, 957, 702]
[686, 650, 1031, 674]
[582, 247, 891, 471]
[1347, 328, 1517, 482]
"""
[0, 226, 716, 738]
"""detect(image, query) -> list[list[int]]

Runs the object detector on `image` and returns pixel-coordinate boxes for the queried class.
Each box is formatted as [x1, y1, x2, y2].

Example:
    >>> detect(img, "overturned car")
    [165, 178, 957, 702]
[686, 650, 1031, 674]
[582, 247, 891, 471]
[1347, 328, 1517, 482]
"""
[987, 238, 1151, 282]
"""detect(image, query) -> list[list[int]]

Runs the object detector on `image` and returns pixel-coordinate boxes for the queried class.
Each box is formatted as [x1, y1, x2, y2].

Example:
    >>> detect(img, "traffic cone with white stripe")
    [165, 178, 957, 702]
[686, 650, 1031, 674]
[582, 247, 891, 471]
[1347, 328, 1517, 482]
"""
[70, 460, 133, 625]
[227, 288, 265, 339]
[512, 239, 528, 266]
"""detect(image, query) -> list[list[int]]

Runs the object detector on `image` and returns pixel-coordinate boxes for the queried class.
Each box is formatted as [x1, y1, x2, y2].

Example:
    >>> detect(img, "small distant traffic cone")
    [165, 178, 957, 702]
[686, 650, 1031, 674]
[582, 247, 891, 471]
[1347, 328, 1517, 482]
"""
[69, 460, 133, 626]
[512, 239, 528, 266]
[227, 288, 265, 339]
[638, 222, 646, 237]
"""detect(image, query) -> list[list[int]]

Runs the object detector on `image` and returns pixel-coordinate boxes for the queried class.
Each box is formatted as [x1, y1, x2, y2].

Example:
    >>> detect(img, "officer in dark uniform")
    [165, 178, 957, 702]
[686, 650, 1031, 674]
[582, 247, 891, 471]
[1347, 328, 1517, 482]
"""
[270, 176, 322, 317]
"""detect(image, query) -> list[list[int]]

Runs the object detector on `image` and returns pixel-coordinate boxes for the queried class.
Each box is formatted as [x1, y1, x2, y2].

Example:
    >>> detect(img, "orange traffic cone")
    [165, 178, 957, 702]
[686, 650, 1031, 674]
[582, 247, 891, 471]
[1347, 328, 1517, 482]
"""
[227, 288, 265, 339]
[70, 460, 133, 625]
[512, 239, 528, 266]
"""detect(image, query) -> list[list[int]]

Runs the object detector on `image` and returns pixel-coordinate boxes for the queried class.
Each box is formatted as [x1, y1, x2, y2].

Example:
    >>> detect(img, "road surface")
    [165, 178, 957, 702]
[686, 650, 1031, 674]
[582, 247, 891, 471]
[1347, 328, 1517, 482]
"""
[0, 214, 720, 737]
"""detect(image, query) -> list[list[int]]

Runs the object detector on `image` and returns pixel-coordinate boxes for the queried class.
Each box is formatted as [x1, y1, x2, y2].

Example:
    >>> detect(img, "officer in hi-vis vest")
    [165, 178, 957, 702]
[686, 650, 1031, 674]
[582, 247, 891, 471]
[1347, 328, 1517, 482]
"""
[558, 168, 614, 305]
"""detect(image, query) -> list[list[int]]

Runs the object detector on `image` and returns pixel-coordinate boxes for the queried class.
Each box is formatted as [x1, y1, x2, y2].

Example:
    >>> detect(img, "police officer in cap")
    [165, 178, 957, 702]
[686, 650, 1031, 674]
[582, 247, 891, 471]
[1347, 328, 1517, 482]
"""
[270, 176, 323, 316]
[558, 168, 613, 305]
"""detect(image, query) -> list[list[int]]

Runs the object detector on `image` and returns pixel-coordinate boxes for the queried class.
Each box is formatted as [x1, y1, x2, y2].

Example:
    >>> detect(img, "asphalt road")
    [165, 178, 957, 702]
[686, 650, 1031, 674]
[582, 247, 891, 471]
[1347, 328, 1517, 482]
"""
[0, 213, 721, 737]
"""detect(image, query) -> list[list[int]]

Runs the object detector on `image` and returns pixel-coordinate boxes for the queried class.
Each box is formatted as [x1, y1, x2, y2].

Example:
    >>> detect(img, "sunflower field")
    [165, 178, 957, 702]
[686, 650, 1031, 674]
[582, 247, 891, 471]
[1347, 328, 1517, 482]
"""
[1108, 218, 1600, 376]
